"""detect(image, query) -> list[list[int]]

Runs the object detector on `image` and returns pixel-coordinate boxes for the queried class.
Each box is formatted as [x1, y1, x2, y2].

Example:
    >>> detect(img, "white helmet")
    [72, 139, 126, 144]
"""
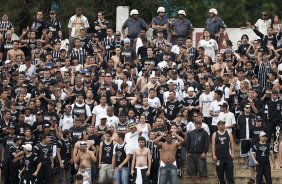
[178, 10, 186, 16]
[157, 7, 165, 13]
[130, 9, 139, 16]
[209, 8, 218, 15]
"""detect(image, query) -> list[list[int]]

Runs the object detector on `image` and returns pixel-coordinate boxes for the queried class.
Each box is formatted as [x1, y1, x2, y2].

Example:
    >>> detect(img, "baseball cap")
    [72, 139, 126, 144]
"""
[128, 122, 136, 129]
[22, 144, 32, 152]
[25, 56, 32, 62]
[219, 102, 229, 108]
[255, 115, 262, 121]
[124, 38, 130, 44]
[217, 120, 226, 125]
[245, 104, 251, 108]
[100, 115, 108, 120]
[8, 123, 15, 129]
[187, 87, 194, 92]
[5, 60, 11, 64]
[259, 131, 267, 137]
[43, 123, 50, 128]
[115, 31, 121, 36]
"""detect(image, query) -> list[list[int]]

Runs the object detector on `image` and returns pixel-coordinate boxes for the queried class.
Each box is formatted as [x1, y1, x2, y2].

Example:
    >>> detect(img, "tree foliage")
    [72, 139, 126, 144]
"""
[0, 0, 280, 34]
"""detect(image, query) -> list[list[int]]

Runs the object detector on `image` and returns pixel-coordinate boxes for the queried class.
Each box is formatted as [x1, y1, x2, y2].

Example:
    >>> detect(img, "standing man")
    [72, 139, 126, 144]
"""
[94, 11, 110, 41]
[98, 130, 115, 183]
[19, 144, 42, 184]
[68, 7, 90, 48]
[74, 141, 96, 184]
[199, 82, 214, 131]
[112, 133, 131, 184]
[33, 134, 54, 184]
[186, 114, 209, 184]
[151, 7, 169, 39]
[131, 136, 151, 184]
[212, 121, 235, 184]
[56, 129, 73, 184]
[153, 131, 184, 184]
[204, 8, 226, 41]
[252, 132, 275, 184]
[28, 11, 46, 39]
[46, 10, 62, 39]
[121, 9, 149, 41]
[170, 10, 193, 42]
[264, 90, 282, 154]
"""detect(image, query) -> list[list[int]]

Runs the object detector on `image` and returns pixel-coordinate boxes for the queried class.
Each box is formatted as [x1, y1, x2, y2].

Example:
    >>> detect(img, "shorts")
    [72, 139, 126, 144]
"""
[240, 139, 250, 157]
[187, 154, 207, 177]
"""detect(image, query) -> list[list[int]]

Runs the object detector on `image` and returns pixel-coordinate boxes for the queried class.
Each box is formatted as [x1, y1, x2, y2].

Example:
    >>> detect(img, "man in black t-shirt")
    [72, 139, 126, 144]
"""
[57, 129, 72, 184]
[212, 121, 235, 184]
[28, 11, 46, 39]
[252, 132, 275, 184]
[8, 136, 24, 184]
[19, 144, 42, 184]
[33, 134, 54, 184]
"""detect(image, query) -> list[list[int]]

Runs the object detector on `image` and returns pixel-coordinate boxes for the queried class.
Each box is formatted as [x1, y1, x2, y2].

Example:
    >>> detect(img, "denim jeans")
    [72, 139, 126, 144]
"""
[99, 164, 112, 183]
[158, 163, 179, 184]
[114, 167, 129, 184]
[56, 163, 72, 184]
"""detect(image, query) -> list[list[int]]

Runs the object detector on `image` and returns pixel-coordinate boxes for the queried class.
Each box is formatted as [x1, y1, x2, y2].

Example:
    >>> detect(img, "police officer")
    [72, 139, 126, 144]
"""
[170, 10, 193, 42]
[121, 9, 149, 41]
[204, 8, 226, 40]
[152, 7, 169, 39]
[212, 120, 235, 184]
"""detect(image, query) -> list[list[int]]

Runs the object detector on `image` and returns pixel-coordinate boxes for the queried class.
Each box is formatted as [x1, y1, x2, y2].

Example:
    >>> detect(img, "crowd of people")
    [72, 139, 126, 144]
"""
[0, 5, 282, 184]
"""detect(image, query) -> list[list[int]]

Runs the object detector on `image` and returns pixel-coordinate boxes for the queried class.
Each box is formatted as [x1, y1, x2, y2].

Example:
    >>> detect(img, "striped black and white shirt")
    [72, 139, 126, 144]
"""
[70, 48, 88, 65]
[52, 50, 60, 61]
[146, 140, 160, 160]
[103, 36, 115, 61]
[0, 21, 14, 38]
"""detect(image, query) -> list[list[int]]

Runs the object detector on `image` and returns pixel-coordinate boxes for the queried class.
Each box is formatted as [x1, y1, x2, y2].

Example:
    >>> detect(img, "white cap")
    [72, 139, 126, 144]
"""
[130, 9, 139, 16]
[157, 7, 165, 13]
[209, 8, 218, 15]
[22, 144, 32, 152]
[259, 131, 267, 137]
[100, 114, 108, 120]
[178, 10, 186, 16]
[5, 60, 11, 64]
[188, 87, 194, 92]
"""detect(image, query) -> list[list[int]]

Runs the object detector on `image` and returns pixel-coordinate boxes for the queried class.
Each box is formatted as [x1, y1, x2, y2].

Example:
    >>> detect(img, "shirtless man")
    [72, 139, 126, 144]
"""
[153, 131, 184, 184]
[73, 133, 96, 169]
[7, 40, 25, 61]
[131, 136, 151, 184]
[74, 141, 96, 184]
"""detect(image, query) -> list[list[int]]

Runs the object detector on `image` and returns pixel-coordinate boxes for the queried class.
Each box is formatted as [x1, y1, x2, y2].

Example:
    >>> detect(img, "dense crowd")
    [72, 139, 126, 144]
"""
[0, 5, 282, 184]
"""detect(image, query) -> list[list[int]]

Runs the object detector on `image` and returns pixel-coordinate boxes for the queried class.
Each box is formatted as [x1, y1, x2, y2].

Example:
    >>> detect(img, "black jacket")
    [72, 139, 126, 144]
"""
[186, 128, 209, 154]
[237, 114, 256, 139]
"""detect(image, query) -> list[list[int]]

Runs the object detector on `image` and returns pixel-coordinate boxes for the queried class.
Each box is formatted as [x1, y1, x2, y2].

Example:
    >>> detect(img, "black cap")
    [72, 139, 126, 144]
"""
[219, 102, 229, 108]
[217, 120, 226, 125]
[255, 115, 262, 121]
[25, 56, 32, 62]
[43, 123, 50, 128]
[115, 31, 121, 36]
[215, 76, 223, 82]
[8, 123, 15, 129]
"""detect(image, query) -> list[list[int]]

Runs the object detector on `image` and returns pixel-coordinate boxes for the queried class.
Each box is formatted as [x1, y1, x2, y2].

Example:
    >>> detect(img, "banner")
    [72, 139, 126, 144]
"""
[192, 28, 258, 49]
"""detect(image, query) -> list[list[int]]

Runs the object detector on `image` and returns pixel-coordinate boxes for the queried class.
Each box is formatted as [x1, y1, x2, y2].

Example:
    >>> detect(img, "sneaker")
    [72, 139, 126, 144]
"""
[241, 165, 248, 170]
[247, 178, 255, 184]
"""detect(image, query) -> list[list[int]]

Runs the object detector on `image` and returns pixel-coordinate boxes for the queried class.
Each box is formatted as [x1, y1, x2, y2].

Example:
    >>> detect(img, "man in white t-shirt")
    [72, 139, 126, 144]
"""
[254, 11, 271, 36]
[106, 106, 119, 127]
[125, 122, 140, 154]
[218, 102, 236, 134]
[209, 89, 225, 135]
[59, 105, 74, 131]
[198, 31, 218, 62]
[92, 96, 108, 126]
[199, 82, 214, 129]
[186, 112, 210, 135]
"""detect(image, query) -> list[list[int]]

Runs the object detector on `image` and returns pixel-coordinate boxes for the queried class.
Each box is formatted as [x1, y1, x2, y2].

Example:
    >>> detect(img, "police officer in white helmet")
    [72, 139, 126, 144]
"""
[204, 8, 226, 41]
[170, 10, 193, 43]
[152, 7, 169, 38]
[122, 9, 149, 40]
